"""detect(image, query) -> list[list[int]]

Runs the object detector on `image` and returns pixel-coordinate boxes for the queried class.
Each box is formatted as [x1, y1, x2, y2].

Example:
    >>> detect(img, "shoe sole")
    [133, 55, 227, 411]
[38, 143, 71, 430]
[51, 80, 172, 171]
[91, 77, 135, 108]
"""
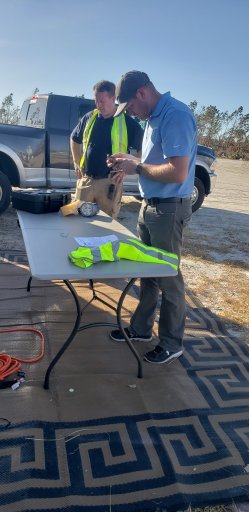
[110, 334, 152, 343]
[144, 350, 183, 364]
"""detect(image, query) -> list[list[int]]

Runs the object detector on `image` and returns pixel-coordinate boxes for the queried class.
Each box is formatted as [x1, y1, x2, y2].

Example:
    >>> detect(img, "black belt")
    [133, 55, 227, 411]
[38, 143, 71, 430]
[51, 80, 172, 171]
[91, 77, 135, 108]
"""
[86, 173, 110, 180]
[145, 196, 191, 206]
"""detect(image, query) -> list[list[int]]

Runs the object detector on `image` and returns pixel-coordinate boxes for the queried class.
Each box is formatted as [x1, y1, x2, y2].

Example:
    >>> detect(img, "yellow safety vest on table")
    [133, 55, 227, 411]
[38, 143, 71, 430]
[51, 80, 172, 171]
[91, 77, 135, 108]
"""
[69, 238, 178, 271]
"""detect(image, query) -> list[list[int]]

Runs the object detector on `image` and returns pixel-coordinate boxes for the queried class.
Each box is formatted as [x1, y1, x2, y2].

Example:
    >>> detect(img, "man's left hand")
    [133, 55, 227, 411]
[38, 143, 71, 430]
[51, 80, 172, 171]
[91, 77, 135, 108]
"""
[111, 157, 138, 175]
[110, 170, 125, 185]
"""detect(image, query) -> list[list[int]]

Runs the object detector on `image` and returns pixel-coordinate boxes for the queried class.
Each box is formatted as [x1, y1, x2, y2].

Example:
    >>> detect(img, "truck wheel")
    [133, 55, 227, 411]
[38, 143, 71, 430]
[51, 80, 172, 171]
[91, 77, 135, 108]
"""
[0, 170, 11, 214]
[191, 177, 205, 212]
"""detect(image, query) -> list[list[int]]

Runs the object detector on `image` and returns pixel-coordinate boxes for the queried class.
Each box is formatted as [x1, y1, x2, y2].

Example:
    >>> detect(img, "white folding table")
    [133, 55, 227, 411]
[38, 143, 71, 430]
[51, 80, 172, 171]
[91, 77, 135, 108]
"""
[17, 210, 177, 388]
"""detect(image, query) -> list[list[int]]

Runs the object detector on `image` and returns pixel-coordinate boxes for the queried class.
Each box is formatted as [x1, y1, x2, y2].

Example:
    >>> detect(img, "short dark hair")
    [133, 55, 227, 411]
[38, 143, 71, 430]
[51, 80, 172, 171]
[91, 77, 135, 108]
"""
[93, 80, 115, 96]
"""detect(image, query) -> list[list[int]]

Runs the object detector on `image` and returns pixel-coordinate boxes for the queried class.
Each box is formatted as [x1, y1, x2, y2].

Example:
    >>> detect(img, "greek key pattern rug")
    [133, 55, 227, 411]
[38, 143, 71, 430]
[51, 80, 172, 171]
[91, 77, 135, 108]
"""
[0, 252, 249, 512]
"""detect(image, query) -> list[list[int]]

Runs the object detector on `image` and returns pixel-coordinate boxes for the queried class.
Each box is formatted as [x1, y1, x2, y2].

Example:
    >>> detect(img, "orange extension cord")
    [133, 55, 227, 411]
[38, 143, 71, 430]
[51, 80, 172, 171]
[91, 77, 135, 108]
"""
[0, 327, 45, 381]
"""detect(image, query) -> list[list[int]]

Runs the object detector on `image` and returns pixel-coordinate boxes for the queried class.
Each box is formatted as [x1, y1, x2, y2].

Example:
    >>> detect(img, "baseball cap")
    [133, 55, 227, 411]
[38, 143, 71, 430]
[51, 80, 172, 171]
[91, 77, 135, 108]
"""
[114, 70, 151, 117]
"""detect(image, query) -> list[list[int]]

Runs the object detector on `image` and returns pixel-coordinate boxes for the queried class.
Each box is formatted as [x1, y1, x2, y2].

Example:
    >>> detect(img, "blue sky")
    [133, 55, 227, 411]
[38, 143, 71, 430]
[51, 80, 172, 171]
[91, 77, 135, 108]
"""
[1, 0, 248, 114]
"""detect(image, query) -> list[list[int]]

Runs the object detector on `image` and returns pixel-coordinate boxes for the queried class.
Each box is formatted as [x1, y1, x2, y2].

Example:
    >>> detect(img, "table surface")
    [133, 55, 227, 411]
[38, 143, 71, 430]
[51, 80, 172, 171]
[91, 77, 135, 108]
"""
[17, 210, 178, 280]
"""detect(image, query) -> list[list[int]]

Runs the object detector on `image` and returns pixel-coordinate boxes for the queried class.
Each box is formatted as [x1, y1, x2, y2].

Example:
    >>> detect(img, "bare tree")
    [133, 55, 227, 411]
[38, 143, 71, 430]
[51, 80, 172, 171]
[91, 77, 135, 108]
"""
[0, 93, 20, 125]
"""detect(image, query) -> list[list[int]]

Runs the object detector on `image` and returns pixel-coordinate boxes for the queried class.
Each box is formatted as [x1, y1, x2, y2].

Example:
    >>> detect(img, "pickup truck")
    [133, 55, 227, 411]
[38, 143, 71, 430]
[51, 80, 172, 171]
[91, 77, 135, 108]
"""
[0, 93, 217, 215]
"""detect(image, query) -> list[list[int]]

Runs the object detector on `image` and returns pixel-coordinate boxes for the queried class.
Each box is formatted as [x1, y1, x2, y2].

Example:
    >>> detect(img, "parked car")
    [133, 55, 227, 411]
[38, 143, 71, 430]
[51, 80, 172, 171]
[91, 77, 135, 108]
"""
[0, 93, 217, 214]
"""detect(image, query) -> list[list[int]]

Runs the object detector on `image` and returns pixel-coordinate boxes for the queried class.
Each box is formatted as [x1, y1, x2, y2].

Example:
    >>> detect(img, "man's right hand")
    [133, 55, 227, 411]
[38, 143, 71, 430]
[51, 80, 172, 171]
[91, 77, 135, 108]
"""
[107, 154, 140, 176]
[74, 162, 83, 179]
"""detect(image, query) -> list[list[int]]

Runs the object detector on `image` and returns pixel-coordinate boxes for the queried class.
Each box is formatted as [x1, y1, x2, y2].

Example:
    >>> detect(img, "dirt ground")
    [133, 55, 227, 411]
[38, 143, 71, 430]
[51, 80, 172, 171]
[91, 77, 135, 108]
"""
[0, 158, 248, 346]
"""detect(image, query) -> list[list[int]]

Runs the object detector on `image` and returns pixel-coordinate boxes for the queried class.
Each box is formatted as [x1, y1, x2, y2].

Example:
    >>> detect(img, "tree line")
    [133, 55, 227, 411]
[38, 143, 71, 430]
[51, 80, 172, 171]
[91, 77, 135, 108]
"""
[189, 101, 249, 160]
[0, 93, 248, 160]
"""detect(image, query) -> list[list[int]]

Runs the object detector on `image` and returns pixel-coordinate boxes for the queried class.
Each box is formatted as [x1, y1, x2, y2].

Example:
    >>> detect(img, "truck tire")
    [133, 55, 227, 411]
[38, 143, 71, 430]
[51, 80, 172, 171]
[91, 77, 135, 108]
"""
[0, 170, 11, 215]
[191, 177, 205, 212]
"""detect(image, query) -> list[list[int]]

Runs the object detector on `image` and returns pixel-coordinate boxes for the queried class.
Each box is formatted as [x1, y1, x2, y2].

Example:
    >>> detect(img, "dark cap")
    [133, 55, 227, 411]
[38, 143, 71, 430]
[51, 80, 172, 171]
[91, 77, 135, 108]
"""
[114, 70, 151, 117]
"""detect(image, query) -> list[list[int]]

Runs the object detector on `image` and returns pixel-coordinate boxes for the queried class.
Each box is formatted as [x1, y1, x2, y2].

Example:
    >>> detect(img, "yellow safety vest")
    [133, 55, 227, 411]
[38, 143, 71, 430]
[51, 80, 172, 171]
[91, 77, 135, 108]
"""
[80, 109, 128, 170]
[69, 238, 178, 271]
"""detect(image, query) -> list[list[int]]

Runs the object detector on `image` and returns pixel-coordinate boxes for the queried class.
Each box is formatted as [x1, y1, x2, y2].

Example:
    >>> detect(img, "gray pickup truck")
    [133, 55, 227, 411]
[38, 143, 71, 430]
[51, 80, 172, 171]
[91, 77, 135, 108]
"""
[0, 93, 217, 214]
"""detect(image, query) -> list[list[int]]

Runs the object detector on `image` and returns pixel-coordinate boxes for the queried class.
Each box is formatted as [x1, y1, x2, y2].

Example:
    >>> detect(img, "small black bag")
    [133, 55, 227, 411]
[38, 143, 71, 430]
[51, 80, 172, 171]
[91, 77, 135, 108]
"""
[12, 189, 71, 214]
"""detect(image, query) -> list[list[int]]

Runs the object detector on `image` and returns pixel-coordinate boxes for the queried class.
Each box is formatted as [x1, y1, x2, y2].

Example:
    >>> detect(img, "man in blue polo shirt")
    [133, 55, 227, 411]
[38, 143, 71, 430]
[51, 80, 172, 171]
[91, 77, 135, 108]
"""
[109, 71, 197, 364]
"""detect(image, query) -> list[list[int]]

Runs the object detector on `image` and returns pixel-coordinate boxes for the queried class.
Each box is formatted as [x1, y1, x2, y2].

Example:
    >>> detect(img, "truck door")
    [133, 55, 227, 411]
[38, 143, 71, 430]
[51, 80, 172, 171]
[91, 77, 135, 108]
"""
[69, 100, 94, 183]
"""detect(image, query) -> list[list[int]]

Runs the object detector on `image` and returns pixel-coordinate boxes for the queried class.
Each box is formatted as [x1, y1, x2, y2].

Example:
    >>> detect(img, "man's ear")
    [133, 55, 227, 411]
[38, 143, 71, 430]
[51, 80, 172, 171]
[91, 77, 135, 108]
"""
[136, 88, 146, 100]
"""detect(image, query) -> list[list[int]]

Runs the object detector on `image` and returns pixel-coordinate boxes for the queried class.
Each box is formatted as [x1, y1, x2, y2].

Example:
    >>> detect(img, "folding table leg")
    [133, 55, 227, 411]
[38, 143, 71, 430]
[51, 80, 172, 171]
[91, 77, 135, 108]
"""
[43, 280, 81, 389]
[117, 278, 143, 378]
[43, 278, 143, 390]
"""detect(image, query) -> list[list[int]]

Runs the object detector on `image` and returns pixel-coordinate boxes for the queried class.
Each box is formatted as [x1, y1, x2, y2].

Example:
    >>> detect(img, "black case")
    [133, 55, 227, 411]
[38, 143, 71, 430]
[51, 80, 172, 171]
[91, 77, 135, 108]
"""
[12, 189, 71, 214]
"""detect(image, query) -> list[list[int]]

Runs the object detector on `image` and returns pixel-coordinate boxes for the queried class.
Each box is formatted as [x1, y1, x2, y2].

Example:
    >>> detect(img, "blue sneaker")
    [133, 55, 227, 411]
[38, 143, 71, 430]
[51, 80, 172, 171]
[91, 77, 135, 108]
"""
[110, 327, 152, 342]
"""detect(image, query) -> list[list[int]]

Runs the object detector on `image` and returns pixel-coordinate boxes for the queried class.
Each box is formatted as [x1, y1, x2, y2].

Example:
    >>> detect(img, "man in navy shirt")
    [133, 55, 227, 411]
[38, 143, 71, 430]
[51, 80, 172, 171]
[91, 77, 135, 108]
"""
[70, 80, 143, 217]
[109, 71, 197, 364]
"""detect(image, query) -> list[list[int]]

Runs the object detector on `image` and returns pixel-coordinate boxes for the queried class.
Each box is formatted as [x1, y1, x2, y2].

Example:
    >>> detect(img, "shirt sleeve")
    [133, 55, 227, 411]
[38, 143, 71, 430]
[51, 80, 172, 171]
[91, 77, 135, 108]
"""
[125, 114, 144, 152]
[161, 110, 197, 158]
[70, 112, 91, 144]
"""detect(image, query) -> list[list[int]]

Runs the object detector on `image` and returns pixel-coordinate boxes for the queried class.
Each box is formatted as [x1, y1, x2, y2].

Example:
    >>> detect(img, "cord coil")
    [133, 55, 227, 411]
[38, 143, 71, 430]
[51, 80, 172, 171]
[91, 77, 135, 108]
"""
[0, 327, 45, 382]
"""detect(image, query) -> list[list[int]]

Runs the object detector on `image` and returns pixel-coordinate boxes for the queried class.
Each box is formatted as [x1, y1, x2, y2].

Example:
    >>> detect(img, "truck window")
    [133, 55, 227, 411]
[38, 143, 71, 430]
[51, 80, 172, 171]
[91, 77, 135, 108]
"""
[18, 100, 30, 126]
[70, 101, 94, 131]
[19, 98, 47, 128]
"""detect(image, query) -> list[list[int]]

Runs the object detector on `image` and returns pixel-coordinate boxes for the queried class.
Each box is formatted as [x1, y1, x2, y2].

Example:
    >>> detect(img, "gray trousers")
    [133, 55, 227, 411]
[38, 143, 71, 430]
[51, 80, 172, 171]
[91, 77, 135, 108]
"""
[130, 199, 192, 352]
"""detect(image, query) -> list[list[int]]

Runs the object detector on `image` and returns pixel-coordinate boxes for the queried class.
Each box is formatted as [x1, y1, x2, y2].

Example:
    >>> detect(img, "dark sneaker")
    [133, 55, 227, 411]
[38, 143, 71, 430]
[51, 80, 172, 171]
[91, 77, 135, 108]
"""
[144, 345, 183, 364]
[110, 327, 152, 342]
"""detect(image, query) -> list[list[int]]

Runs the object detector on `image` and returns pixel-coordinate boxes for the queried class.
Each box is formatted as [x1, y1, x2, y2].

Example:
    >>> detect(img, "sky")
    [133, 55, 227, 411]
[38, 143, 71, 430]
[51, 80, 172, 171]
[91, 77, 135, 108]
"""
[0, 0, 249, 114]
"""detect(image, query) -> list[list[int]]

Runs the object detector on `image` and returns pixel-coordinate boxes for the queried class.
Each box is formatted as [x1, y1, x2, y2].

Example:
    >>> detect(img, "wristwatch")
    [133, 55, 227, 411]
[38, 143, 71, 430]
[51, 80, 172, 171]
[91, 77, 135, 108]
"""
[135, 163, 143, 175]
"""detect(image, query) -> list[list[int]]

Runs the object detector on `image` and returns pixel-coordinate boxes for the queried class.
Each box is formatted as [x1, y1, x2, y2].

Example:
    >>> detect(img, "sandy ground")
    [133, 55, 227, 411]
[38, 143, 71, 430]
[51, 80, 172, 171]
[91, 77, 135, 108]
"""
[0, 158, 248, 344]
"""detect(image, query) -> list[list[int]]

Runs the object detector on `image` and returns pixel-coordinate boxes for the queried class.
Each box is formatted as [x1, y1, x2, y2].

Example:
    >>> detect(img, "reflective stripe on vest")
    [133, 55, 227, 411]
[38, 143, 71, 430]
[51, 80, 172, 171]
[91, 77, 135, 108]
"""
[69, 238, 178, 271]
[80, 110, 128, 170]
[117, 239, 178, 269]
[111, 114, 128, 154]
